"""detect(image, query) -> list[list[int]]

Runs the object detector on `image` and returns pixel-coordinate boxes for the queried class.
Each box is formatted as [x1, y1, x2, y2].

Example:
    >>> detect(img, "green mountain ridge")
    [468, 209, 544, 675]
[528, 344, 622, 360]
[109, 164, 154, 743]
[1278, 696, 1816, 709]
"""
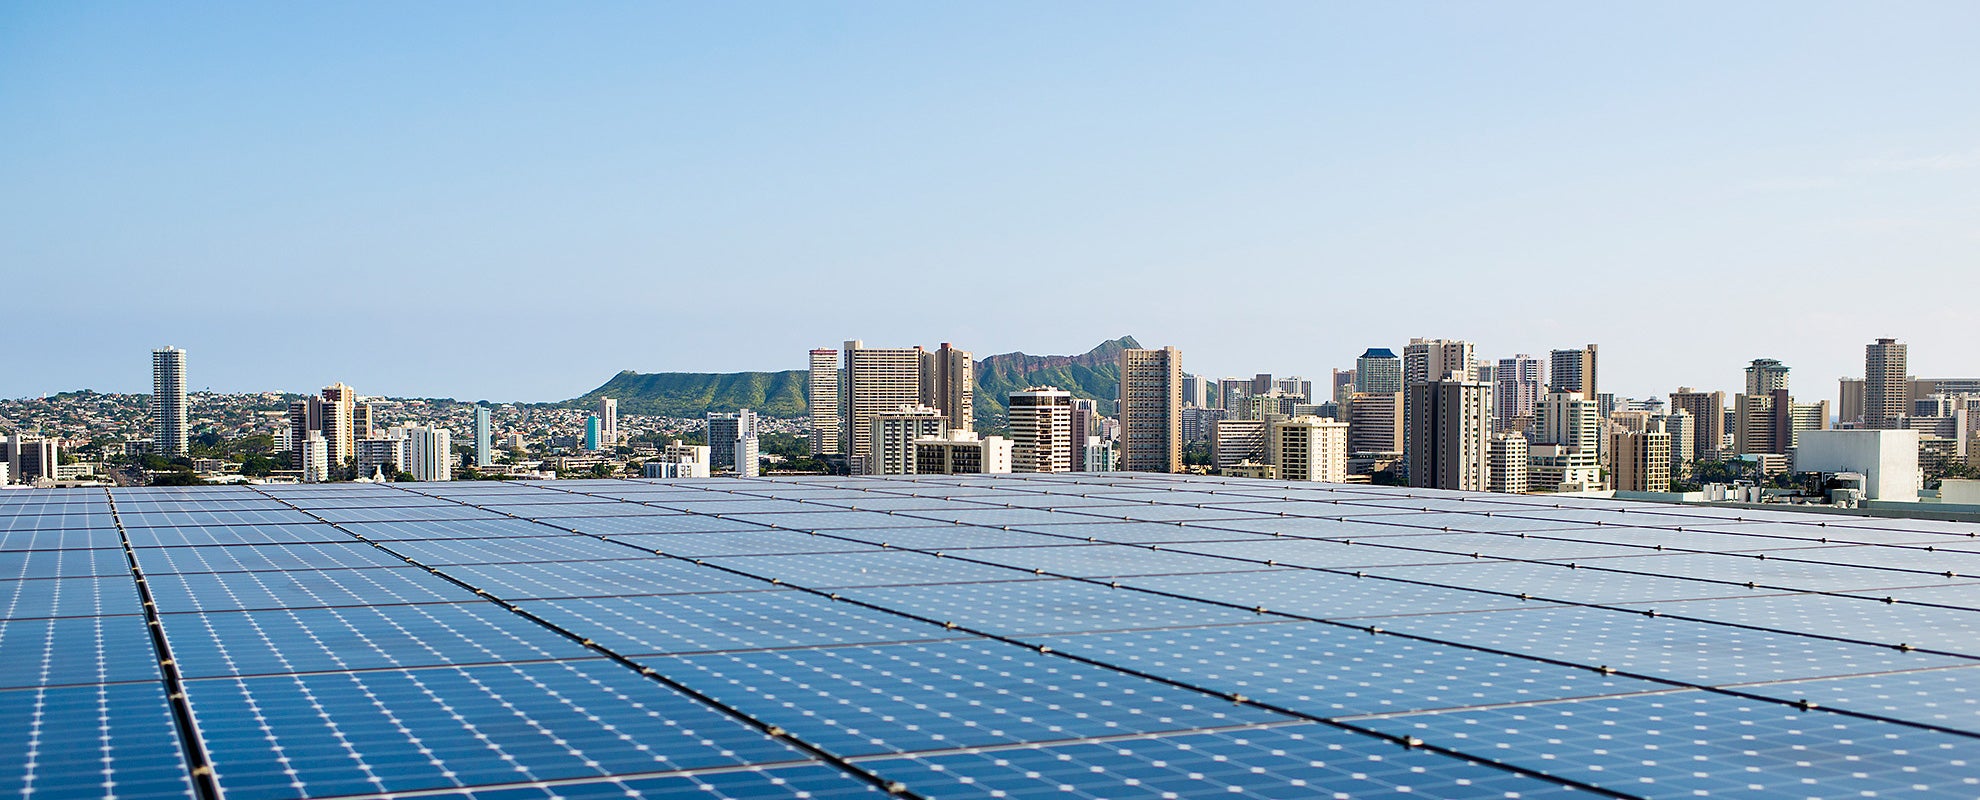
[566, 337, 1141, 424]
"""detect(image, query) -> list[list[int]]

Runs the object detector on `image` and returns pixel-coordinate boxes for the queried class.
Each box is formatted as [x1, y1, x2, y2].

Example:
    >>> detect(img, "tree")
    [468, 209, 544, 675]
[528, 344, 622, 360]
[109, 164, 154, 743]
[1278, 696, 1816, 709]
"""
[151, 471, 205, 486]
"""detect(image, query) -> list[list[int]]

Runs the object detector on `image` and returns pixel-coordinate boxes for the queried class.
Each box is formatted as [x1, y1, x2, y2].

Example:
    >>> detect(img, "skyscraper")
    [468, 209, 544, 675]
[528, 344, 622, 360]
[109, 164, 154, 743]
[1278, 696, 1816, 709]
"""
[707, 409, 760, 476]
[1403, 339, 1475, 479]
[473, 405, 493, 467]
[1218, 378, 1248, 412]
[320, 383, 358, 471]
[1008, 387, 1074, 473]
[1250, 374, 1275, 396]
[1181, 374, 1210, 408]
[1493, 355, 1543, 433]
[1866, 338, 1908, 430]
[585, 415, 602, 451]
[919, 343, 974, 433]
[1275, 377, 1314, 405]
[1548, 345, 1598, 399]
[1118, 347, 1183, 473]
[841, 341, 926, 476]
[151, 346, 188, 457]
[1745, 358, 1791, 396]
[808, 348, 841, 457]
[1668, 388, 1726, 462]
[1406, 378, 1491, 491]
[1355, 349, 1402, 395]
[597, 397, 618, 449]
[1346, 392, 1403, 455]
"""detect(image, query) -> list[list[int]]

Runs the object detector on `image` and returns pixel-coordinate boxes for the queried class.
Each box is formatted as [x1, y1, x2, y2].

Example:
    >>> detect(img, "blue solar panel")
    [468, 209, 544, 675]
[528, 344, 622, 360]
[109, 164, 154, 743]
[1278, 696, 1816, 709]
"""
[161, 602, 602, 678]
[185, 660, 810, 800]
[0, 614, 160, 688]
[0, 682, 197, 799]
[5, 475, 1979, 799]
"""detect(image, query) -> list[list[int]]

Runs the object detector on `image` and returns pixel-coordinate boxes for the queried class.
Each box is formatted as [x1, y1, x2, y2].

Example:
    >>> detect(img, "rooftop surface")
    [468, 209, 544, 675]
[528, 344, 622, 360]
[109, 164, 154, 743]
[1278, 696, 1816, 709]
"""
[4, 473, 1980, 798]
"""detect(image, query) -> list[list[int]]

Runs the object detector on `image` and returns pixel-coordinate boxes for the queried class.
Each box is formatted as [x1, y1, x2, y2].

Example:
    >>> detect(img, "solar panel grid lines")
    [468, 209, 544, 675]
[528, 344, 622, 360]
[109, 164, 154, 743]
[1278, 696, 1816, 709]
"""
[12, 475, 1980, 797]
[101, 487, 223, 800]
[501, 482, 1659, 798]
[237, 484, 943, 800]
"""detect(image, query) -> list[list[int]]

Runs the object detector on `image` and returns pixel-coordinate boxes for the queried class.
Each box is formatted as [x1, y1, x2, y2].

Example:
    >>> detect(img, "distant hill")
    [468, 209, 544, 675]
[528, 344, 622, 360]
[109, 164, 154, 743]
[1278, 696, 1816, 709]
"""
[972, 336, 1137, 426]
[566, 336, 1142, 424]
[571, 370, 808, 418]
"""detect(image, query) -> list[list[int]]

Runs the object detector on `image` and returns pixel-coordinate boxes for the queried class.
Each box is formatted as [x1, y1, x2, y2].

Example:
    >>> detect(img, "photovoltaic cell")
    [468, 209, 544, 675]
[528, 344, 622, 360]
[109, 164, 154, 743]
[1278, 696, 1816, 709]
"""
[0, 681, 197, 799]
[518, 591, 970, 656]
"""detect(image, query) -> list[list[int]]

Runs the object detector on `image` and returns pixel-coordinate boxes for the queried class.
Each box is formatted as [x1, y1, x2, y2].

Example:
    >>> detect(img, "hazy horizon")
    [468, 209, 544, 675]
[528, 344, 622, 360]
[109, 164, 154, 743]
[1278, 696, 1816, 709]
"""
[6, 4, 1977, 403]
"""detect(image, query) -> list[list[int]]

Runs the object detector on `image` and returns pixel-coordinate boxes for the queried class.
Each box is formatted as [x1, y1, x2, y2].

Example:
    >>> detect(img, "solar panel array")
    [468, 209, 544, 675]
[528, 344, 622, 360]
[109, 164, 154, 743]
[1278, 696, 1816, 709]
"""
[5, 472, 1980, 799]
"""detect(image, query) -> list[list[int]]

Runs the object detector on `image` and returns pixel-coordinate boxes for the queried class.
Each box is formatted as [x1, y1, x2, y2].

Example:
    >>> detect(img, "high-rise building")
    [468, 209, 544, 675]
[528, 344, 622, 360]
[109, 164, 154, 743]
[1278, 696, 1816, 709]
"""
[1218, 378, 1248, 412]
[1118, 347, 1183, 473]
[1668, 388, 1727, 462]
[597, 398, 618, 449]
[1356, 349, 1402, 395]
[1346, 392, 1403, 455]
[1275, 377, 1314, 405]
[1008, 387, 1074, 473]
[1745, 358, 1791, 396]
[1405, 339, 1477, 385]
[320, 383, 358, 471]
[1270, 416, 1348, 482]
[1487, 434, 1528, 494]
[1182, 374, 1210, 409]
[919, 343, 974, 433]
[398, 425, 453, 482]
[585, 415, 602, 452]
[473, 405, 493, 467]
[707, 409, 760, 477]
[867, 406, 947, 476]
[1212, 419, 1267, 472]
[356, 437, 408, 481]
[1548, 345, 1598, 399]
[808, 348, 841, 456]
[1654, 410, 1697, 467]
[1865, 338, 1908, 430]
[1069, 399, 1102, 471]
[912, 430, 1013, 475]
[1080, 436, 1115, 472]
[300, 433, 332, 484]
[151, 346, 188, 457]
[1250, 374, 1275, 396]
[1330, 369, 1358, 405]
[1611, 429, 1672, 493]
[355, 401, 378, 441]
[1733, 390, 1786, 456]
[1403, 339, 1476, 479]
[842, 341, 926, 476]
[1494, 355, 1544, 433]
[1406, 378, 1491, 491]
[1533, 392, 1601, 451]
[1181, 406, 1226, 444]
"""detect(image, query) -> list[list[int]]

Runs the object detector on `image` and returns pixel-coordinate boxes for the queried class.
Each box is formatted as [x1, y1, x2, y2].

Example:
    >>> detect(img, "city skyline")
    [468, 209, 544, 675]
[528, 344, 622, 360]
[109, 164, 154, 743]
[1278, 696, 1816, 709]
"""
[6, 5, 1979, 400]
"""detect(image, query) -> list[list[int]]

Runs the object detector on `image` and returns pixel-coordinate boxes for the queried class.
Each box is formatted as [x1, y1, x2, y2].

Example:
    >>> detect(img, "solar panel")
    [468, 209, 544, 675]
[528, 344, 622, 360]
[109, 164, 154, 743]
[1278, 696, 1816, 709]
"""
[3, 473, 1979, 799]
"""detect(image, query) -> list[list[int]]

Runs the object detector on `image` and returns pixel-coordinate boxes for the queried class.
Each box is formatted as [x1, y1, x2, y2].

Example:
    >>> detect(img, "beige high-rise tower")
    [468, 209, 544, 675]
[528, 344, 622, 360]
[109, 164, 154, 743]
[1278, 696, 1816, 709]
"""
[808, 349, 840, 456]
[841, 341, 927, 476]
[920, 343, 974, 433]
[319, 383, 358, 471]
[1008, 387, 1074, 473]
[1865, 338, 1908, 430]
[1118, 346, 1182, 473]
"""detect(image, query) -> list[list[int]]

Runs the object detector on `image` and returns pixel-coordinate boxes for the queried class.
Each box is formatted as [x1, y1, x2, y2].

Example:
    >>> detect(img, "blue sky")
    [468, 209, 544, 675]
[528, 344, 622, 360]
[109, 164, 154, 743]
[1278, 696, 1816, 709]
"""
[4, 2, 1977, 403]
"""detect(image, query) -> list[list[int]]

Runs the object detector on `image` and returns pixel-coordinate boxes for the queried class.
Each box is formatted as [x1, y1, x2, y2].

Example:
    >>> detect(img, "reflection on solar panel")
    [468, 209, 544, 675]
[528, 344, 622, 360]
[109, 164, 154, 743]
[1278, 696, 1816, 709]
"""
[5, 473, 1980, 798]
